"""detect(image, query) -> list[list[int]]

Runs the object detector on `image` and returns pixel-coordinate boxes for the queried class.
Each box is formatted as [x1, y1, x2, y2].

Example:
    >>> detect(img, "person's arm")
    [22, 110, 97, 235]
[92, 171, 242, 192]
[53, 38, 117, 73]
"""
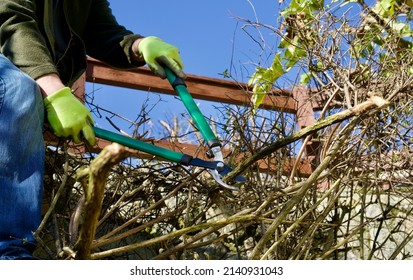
[0, 0, 59, 80]
[36, 74, 66, 97]
[130, 38, 145, 64]
[0, 1, 95, 145]
[83, 0, 185, 79]
[39, 73, 96, 145]
[81, 0, 144, 68]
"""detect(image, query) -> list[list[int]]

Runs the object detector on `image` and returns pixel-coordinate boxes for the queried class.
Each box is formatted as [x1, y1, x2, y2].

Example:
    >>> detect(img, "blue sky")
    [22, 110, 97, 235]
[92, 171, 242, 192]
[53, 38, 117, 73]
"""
[89, 1, 282, 136]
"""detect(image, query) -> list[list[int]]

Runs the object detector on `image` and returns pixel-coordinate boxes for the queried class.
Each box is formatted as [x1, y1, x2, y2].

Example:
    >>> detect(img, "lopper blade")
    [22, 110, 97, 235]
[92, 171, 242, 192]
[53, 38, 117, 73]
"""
[188, 158, 246, 190]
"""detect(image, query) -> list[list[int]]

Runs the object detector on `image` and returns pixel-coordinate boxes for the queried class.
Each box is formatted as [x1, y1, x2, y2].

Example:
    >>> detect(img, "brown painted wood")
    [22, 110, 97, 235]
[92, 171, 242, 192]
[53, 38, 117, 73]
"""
[85, 58, 298, 113]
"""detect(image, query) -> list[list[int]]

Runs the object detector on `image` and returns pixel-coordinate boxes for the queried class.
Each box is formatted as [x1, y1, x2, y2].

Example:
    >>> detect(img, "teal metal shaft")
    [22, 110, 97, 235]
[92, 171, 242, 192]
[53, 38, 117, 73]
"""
[165, 68, 220, 148]
[93, 127, 189, 164]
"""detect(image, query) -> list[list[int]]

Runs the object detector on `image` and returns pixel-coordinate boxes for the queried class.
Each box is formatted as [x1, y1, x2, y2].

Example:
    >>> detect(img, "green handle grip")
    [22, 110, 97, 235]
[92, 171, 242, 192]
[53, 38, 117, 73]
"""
[165, 68, 221, 148]
[93, 127, 192, 164]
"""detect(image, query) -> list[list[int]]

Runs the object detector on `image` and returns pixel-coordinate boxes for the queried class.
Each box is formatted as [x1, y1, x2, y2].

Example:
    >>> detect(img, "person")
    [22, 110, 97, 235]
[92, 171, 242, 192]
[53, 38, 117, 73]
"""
[0, 0, 185, 260]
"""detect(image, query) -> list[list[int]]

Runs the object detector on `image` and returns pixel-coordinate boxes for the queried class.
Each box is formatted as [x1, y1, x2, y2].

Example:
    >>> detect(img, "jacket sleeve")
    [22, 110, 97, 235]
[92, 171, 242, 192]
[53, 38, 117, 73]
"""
[0, 0, 58, 80]
[82, 0, 145, 69]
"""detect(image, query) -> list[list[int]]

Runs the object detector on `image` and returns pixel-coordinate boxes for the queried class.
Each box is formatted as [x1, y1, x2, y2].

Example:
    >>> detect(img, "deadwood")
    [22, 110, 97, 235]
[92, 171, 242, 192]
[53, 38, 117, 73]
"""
[73, 143, 133, 259]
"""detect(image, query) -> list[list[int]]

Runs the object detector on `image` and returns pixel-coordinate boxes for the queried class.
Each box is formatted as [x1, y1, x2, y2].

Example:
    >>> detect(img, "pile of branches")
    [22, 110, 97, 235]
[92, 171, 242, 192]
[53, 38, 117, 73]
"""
[34, 0, 413, 260]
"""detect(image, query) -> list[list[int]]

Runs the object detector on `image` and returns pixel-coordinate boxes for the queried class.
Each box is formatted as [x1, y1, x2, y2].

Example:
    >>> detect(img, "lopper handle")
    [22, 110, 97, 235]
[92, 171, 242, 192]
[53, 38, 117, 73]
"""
[164, 68, 221, 149]
[93, 127, 192, 165]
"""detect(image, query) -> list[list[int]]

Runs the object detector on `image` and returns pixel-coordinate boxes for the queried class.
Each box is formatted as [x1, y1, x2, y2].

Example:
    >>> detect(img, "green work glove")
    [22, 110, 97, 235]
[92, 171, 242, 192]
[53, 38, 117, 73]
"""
[137, 36, 185, 79]
[44, 87, 95, 145]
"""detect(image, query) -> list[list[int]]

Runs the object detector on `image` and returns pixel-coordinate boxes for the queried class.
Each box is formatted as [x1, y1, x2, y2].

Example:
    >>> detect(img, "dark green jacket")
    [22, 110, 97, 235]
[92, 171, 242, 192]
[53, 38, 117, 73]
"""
[0, 0, 143, 85]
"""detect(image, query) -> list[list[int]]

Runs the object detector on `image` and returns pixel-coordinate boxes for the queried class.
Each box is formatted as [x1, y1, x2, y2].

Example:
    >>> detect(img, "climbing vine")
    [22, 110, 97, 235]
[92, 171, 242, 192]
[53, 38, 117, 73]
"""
[248, 0, 413, 109]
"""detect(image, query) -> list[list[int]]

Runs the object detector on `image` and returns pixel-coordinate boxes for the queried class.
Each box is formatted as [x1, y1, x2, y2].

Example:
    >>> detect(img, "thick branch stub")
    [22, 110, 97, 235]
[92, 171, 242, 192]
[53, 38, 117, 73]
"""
[74, 143, 132, 259]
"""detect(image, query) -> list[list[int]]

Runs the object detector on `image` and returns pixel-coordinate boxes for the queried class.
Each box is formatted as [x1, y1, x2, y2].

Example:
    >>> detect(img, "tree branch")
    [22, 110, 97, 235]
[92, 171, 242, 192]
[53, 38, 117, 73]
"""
[73, 143, 133, 259]
[225, 96, 390, 182]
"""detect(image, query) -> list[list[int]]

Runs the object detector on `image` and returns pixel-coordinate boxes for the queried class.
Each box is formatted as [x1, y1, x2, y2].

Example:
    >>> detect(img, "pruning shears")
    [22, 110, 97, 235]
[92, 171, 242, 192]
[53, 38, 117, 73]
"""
[93, 68, 245, 190]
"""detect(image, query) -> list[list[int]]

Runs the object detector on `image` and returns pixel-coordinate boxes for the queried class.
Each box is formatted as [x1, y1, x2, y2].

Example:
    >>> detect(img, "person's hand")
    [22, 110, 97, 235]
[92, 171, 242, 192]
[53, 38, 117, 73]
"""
[136, 36, 185, 79]
[44, 87, 95, 145]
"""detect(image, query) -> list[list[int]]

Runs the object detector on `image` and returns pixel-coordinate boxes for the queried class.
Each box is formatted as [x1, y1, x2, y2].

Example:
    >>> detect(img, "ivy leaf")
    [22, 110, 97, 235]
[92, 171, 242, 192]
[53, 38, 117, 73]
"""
[284, 41, 306, 71]
[373, 0, 396, 16]
[251, 92, 266, 111]
[248, 53, 285, 110]
[271, 53, 285, 79]
[300, 72, 313, 85]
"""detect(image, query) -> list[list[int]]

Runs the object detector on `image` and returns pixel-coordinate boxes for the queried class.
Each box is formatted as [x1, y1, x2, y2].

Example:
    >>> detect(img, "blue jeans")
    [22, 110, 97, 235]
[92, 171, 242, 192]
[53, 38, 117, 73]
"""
[0, 54, 45, 259]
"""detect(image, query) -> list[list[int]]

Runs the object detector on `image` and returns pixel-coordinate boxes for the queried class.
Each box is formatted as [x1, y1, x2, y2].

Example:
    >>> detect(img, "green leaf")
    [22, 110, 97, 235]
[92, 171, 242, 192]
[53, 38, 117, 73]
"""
[281, 0, 323, 17]
[279, 37, 290, 49]
[373, 0, 396, 16]
[300, 72, 313, 84]
[390, 21, 412, 37]
[271, 53, 285, 78]
[309, 0, 324, 10]
[252, 93, 266, 111]
[249, 53, 285, 110]
[284, 42, 306, 71]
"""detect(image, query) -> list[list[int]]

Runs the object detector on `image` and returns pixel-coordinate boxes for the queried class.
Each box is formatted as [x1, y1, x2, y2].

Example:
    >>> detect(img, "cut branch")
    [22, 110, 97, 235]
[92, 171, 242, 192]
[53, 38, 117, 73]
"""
[73, 143, 132, 259]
